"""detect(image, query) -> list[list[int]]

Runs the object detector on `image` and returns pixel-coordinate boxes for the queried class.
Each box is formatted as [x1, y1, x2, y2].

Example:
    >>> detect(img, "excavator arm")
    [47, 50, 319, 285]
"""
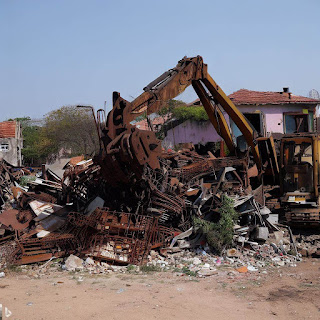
[99, 56, 273, 184]
[128, 56, 261, 169]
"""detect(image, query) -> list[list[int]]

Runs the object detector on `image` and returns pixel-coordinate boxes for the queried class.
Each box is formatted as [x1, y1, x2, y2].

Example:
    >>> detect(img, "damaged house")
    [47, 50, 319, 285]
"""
[162, 88, 320, 149]
[0, 120, 23, 166]
[228, 87, 320, 141]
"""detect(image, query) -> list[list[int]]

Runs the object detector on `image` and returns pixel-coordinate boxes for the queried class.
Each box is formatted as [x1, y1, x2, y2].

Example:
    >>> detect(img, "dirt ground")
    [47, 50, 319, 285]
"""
[0, 259, 319, 320]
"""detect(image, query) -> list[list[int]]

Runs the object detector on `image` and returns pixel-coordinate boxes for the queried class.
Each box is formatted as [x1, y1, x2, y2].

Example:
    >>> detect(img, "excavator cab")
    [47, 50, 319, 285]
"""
[280, 133, 320, 226]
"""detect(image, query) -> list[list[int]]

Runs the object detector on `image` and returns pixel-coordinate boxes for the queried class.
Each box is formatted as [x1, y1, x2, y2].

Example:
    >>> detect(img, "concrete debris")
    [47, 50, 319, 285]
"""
[295, 234, 320, 257]
[85, 257, 95, 265]
[64, 255, 84, 271]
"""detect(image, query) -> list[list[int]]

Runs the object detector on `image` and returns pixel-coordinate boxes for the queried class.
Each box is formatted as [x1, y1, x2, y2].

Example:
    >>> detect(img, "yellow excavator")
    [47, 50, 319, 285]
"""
[280, 133, 320, 226]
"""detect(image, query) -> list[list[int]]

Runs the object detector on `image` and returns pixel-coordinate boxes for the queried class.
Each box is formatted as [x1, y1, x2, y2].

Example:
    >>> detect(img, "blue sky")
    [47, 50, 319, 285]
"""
[1, 0, 319, 121]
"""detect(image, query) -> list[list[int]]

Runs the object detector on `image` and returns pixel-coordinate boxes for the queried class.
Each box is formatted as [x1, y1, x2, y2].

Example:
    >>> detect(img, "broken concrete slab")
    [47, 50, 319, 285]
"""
[64, 255, 84, 271]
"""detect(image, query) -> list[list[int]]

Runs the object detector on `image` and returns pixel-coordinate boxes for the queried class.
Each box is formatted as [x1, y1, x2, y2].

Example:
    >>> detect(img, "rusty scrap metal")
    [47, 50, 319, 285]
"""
[0, 209, 33, 231]
[0, 56, 283, 267]
[0, 160, 17, 204]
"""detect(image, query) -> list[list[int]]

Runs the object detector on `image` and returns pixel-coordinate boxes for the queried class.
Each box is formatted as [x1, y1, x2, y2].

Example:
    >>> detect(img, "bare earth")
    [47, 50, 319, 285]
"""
[0, 259, 319, 320]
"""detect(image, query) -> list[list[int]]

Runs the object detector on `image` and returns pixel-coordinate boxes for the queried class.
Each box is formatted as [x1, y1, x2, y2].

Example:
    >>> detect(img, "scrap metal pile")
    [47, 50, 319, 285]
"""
[0, 149, 273, 267]
[0, 56, 301, 267]
[0, 111, 285, 267]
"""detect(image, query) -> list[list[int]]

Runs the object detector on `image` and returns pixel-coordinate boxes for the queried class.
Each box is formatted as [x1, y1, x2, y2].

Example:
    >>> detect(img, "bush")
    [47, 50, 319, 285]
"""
[172, 106, 209, 122]
[19, 175, 36, 187]
[193, 195, 238, 253]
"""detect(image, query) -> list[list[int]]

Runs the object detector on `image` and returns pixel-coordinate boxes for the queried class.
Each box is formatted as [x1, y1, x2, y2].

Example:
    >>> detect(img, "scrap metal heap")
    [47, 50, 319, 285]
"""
[0, 147, 273, 266]
[0, 159, 30, 208]
[0, 56, 298, 267]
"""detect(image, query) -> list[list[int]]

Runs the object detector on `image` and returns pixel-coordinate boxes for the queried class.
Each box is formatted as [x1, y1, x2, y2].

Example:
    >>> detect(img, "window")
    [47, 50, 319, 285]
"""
[229, 111, 265, 151]
[0, 143, 9, 152]
[284, 112, 313, 134]
[283, 141, 312, 166]
[243, 112, 266, 136]
[308, 111, 314, 132]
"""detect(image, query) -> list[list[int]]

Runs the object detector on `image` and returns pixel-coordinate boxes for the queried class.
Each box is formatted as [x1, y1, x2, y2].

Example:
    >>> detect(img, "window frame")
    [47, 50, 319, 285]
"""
[0, 143, 10, 152]
[283, 112, 312, 134]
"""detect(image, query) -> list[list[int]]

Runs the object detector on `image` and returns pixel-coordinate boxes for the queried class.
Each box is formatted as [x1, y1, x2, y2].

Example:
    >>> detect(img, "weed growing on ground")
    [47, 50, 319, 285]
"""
[181, 266, 197, 277]
[126, 265, 136, 272]
[6, 264, 23, 273]
[140, 265, 162, 273]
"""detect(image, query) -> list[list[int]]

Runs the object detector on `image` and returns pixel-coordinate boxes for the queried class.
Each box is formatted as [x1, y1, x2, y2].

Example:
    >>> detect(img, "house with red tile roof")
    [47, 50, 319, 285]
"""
[162, 88, 320, 150]
[0, 121, 23, 166]
[228, 88, 320, 138]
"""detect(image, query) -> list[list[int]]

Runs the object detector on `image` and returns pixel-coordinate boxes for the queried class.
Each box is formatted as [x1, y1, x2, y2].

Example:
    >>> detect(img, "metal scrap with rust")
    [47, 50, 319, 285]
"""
[0, 57, 282, 266]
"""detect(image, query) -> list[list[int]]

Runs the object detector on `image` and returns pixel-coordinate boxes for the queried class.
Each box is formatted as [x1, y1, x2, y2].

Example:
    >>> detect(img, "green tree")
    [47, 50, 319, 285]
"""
[21, 106, 100, 165]
[6, 116, 31, 128]
[157, 99, 186, 118]
[43, 106, 99, 158]
[22, 125, 55, 165]
[6, 116, 52, 165]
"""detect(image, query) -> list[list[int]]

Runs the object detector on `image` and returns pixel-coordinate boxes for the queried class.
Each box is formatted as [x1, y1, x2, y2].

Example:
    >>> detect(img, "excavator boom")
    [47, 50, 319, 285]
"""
[97, 56, 280, 185]
[129, 56, 261, 169]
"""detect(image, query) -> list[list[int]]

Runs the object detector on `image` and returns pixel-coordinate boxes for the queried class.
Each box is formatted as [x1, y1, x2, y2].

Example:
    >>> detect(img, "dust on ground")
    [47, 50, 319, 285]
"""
[0, 259, 319, 320]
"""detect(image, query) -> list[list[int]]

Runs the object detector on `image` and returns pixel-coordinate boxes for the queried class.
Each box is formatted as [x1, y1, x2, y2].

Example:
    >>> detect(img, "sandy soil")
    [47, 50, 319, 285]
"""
[0, 259, 319, 320]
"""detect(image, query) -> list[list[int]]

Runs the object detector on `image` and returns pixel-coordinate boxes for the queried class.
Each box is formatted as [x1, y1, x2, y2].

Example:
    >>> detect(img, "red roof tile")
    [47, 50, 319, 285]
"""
[134, 114, 170, 131]
[229, 89, 320, 105]
[0, 121, 17, 138]
[186, 99, 202, 107]
[184, 89, 320, 107]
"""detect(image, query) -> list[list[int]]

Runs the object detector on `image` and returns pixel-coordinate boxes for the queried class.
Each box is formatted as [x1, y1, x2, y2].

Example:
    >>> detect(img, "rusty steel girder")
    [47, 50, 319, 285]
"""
[13, 233, 78, 265]
[179, 156, 250, 186]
